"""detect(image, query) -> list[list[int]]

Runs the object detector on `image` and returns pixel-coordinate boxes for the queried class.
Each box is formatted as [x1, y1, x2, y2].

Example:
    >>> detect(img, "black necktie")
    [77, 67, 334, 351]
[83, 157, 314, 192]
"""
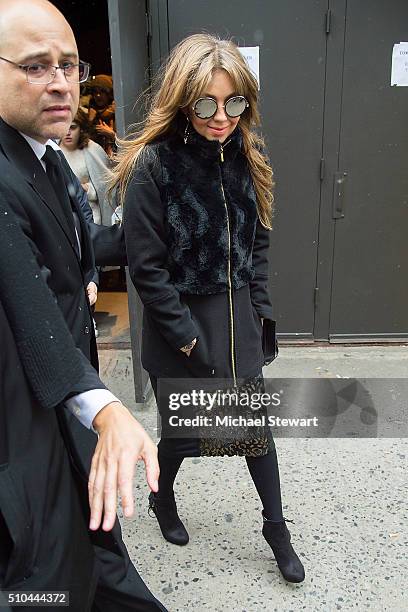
[42, 145, 81, 257]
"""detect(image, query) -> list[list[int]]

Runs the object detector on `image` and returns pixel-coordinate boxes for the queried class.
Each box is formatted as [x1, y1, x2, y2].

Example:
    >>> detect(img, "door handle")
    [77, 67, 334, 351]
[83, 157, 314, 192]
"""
[332, 171, 348, 219]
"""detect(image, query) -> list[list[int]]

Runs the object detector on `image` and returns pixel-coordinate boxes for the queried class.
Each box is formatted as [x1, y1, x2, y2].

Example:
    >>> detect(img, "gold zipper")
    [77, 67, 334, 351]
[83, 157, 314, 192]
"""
[220, 144, 237, 387]
[219, 139, 231, 163]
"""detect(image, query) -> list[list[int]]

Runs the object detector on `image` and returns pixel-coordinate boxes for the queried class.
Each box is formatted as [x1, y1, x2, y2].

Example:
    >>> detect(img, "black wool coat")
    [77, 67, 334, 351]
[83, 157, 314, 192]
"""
[124, 127, 276, 381]
[0, 119, 140, 598]
[0, 119, 98, 366]
[0, 192, 105, 603]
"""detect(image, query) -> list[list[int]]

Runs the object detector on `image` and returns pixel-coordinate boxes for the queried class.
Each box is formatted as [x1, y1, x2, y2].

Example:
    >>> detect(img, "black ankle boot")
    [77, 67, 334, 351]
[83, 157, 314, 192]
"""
[262, 512, 305, 583]
[148, 492, 189, 546]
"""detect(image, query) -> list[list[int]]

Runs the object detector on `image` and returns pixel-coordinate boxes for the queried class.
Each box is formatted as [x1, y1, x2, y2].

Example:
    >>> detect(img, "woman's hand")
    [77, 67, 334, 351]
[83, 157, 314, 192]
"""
[180, 338, 197, 357]
[96, 120, 115, 141]
[87, 281, 98, 306]
[82, 182, 89, 192]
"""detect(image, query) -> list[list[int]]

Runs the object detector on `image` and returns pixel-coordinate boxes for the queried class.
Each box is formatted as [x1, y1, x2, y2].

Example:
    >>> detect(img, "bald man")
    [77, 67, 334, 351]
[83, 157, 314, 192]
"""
[0, 1, 166, 610]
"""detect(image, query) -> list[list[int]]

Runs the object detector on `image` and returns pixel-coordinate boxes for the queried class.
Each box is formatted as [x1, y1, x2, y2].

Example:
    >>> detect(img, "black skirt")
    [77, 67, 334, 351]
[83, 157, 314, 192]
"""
[147, 284, 275, 458]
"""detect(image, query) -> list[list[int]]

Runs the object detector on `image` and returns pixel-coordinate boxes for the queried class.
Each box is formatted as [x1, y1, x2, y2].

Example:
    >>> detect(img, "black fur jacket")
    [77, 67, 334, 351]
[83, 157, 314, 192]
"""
[123, 126, 273, 350]
[159, 126, 257, 293]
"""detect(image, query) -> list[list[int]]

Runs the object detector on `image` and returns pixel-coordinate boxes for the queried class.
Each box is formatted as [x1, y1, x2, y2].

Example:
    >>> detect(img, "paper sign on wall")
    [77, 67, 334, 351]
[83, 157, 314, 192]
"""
[391, 42, 408, 86]
[238, 46, 260, 89]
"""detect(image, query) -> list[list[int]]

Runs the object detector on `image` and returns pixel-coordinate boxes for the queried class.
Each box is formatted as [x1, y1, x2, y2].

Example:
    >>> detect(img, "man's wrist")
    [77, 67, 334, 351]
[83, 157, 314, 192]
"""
[180, 338, 197, 353]
[92, 400, 123, 432]
[65, 389, 119, 431]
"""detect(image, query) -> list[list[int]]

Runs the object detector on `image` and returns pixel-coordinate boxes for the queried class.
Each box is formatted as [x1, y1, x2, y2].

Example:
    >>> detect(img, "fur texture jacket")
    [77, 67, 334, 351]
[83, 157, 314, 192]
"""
[124, 126, 274, 354]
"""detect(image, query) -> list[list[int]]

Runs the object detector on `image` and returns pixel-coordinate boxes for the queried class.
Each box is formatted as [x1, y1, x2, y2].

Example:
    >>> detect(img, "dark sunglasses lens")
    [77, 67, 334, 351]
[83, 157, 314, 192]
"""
[194, 98, 218, 119]
[225, 96, 247, 117]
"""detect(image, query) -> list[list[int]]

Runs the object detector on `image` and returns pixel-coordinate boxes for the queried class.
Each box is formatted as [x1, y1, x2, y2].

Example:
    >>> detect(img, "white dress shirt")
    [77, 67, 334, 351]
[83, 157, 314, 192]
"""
[20, 132, 120, 430]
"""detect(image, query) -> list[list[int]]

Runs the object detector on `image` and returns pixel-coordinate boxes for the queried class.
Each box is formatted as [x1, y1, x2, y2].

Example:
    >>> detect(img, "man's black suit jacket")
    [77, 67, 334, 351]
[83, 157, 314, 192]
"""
[0, 118, 128, 567]
[0, 193, 101, 602]
[0, 118, 98, 366]
[0, 185, 120, 603]
[0, 297, 98, 606]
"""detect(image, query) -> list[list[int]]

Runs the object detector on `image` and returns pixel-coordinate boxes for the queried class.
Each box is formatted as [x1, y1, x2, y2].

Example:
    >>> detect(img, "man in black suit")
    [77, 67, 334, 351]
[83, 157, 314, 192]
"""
[0, 0, 166, 609]
[0, 192, 161, 610]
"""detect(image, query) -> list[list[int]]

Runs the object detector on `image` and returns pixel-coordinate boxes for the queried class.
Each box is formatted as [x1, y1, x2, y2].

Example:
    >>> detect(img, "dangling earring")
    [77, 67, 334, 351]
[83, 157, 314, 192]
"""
[184, 116, 190, 145]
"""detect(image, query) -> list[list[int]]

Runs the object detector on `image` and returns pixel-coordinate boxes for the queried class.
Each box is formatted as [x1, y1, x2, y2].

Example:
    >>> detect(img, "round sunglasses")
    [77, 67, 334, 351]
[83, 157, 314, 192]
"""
[192, 95, 249, 119]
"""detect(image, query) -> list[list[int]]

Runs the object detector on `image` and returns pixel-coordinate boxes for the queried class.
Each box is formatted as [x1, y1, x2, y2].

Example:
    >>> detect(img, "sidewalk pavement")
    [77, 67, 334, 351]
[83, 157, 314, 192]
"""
[98, 345, 407, 612]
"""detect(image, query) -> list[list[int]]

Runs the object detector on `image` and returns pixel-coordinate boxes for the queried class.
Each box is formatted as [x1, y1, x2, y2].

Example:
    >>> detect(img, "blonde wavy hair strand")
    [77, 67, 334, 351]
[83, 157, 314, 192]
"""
[110, 33, 274, 228]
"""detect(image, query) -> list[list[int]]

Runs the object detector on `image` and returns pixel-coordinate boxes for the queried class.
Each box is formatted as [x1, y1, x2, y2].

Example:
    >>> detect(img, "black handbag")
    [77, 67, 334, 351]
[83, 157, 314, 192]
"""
[262, 318, 279, 365]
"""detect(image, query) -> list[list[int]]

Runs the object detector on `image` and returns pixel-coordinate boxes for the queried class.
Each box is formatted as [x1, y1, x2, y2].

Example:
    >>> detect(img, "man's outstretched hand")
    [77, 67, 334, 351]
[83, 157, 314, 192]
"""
[89, 402, 159, 532]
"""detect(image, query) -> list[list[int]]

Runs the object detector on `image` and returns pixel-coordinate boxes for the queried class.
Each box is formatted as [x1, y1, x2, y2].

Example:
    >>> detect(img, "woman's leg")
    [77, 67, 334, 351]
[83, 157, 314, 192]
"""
[156, 441, 184, 498]
[148, 440, 189, 545]
[148, 375, 189, 545]
[150, 375, 184, 497]
[245, 448, 284, 521]
[246, 449, 305, 582]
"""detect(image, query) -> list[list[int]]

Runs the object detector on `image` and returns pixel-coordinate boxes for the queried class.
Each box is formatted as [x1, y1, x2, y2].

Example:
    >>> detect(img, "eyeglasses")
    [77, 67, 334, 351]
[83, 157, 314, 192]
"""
[192, 96, 249, 119]
[0, 56, 91, 84]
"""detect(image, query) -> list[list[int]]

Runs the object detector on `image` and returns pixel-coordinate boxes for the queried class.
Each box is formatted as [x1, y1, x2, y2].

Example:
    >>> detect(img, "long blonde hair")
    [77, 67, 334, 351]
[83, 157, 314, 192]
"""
[111, 33, 274, 228]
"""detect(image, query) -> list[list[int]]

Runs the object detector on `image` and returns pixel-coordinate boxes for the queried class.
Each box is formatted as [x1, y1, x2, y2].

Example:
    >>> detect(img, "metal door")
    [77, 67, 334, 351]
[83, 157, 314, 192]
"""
[327, 0, 408, 341]
[149, 0, 330, 340]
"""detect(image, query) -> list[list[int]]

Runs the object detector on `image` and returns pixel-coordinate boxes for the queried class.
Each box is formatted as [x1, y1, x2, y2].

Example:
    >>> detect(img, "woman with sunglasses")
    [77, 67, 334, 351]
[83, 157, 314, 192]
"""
[111, 33, 305, 583]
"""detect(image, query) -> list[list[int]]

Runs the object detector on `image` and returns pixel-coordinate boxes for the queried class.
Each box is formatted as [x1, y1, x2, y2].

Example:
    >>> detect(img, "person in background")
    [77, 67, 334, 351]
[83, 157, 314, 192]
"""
[60, 110, 119, 335]
[57, 152, 126, 267]
[60, 108, 113, 226]
[87, 74, 116, 155]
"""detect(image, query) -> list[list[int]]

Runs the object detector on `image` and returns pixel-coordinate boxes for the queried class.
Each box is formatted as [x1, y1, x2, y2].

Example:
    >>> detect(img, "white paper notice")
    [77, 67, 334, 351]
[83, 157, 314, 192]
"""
[239, 46, 260, 88]
[391, 42, 408, 86]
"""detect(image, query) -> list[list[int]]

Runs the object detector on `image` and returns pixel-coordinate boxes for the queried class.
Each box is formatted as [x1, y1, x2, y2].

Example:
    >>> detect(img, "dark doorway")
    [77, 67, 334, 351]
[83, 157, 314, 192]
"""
[327, 0, 408, 342]
[53, 0, 112, 75]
